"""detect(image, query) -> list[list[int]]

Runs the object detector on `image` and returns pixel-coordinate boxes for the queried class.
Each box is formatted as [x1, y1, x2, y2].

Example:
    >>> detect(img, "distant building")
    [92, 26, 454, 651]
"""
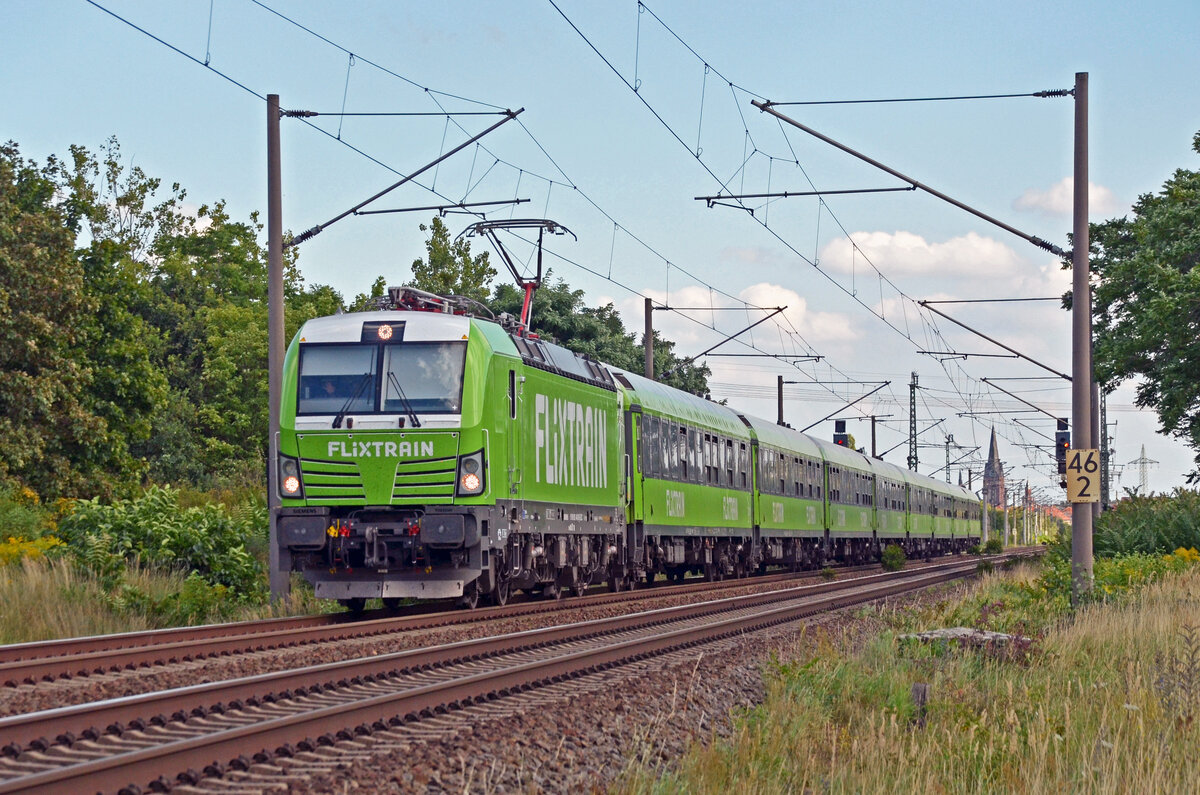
[983, 427, 1006, 509]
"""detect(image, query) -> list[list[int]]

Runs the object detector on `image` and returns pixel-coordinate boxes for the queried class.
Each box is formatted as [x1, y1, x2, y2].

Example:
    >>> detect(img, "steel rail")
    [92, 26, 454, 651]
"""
[0, 562, 890, 684]
[0, 554, 1030, 795]
[0, 560, 982, 750]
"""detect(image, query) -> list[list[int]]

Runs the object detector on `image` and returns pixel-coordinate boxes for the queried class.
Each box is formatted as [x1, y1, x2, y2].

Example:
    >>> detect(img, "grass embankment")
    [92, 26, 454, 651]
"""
[620, 555, 1200, 794]
[0, 484, 323, 643]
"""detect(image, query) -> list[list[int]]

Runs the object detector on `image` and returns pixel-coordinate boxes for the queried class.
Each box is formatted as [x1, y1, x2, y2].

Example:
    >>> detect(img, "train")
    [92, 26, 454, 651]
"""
[272, 285, 982, 609]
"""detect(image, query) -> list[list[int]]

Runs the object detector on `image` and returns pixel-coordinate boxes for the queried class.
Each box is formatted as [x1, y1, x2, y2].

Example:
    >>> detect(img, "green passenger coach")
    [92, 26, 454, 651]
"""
[272, 287, 982, 609]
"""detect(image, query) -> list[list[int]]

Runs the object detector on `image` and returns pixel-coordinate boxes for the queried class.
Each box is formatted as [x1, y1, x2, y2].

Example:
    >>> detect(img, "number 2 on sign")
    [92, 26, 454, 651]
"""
[1067, 449, 1100, 503]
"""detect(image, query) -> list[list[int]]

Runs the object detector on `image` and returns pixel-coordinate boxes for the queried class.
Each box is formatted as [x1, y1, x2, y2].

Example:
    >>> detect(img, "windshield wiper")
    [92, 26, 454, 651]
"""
[387, 370, 422, 428]
[332, 372, 374, 429]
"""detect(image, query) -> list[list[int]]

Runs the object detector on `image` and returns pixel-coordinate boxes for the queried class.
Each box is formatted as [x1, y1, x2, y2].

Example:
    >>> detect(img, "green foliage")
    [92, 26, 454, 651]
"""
[0, 484, 54, 540]
[1093, 488, 1200, 555]
[0, 141, 117, 498]
[881, 543, 906, 571]
[1087, 130, 1200, 481]
[56, 486, 267, 601]
[410, 216, 496, 303]
[819, 566, 837, 580]
[983, 538, 1003, 554]
[109, 572, 237, 625]
[1037, 548, 1200, 603]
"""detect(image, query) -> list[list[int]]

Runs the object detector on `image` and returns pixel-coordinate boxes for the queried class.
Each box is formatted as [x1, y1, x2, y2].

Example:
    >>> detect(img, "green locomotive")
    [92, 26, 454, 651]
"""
[273, 286, 981, 609]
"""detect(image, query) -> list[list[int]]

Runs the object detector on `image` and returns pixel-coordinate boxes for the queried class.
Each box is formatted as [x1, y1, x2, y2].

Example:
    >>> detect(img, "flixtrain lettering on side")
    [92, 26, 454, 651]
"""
[533, 393, 609, 488]
[327, 440, 435, 458]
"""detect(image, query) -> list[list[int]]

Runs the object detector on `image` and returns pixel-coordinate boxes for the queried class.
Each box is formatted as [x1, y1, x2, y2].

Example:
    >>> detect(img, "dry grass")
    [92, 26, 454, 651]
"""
[0, 557, 320, 644]
[619, 566, 1200, 794]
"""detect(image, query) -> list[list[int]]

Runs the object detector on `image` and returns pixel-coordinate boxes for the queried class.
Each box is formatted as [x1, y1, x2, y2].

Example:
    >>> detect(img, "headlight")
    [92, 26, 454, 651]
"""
[457, 449, 485, 496]
[278, 454, 304, 499]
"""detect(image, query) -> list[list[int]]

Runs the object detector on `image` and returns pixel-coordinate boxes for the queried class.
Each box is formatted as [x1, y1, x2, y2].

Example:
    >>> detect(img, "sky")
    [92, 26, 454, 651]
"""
[4, 0, 1198, 500]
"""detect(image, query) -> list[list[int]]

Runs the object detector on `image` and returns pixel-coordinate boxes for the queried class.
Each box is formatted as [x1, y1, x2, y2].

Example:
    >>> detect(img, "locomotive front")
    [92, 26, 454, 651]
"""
[275, 306, 500, 607]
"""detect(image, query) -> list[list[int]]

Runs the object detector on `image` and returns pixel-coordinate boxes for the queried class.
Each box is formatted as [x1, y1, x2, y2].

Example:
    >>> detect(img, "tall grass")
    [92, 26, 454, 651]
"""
[620, 564, 1200, 794]
[0, 557, 322, 643]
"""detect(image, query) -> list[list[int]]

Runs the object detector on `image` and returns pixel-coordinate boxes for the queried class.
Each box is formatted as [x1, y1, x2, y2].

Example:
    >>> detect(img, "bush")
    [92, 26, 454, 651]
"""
[1093, 488, 1200, 555]
[1036, 548, 1200, 603]
[966, 543, 982, 555]
[0, 485, 53, 540]
[983, 538, 1003, 554]
[820, 566, 837, 580]
[56, 485, 267, 602]
[0, 535, 65, 566]
[881, 543, 906, 572]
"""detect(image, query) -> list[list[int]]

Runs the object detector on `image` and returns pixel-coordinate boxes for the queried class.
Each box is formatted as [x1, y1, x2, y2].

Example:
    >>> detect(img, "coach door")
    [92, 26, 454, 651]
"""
[506, 369, 521, 495]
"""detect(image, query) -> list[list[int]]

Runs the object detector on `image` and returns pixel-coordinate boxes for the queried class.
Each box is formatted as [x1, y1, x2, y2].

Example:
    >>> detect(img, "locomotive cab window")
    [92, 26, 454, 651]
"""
[382, 341, 467, 414]
[297, 341, 467, 416]
[297, 344, 378, 415]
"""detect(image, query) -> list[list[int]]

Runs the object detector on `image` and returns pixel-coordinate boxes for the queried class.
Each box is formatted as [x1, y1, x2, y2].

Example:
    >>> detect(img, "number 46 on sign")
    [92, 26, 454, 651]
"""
[1066, 449, 1100, 503]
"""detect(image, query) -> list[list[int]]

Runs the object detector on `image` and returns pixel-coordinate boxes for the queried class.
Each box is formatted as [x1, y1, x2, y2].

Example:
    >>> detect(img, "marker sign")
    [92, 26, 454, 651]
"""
[1066, 448, 1101, 503]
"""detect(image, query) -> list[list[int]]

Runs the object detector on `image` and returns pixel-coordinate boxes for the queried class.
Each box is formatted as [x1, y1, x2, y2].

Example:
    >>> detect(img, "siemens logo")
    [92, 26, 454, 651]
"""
[534, 394, 609, 489]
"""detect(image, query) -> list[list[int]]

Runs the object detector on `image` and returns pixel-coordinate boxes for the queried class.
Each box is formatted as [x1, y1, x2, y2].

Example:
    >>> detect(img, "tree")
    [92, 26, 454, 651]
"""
[0, 142, 169, 497]
[409, 216, 496, 303]
[1088, 130, 1200, 481]
[2, 138, 347, 495]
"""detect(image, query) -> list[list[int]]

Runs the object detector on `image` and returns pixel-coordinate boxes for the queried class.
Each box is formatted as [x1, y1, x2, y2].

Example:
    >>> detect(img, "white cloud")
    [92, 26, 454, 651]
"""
[818, 230, 1025, 279]
[617, 282, 859, 362]
[738, 282, 859, 344]
[1013, 177, 1119, 216]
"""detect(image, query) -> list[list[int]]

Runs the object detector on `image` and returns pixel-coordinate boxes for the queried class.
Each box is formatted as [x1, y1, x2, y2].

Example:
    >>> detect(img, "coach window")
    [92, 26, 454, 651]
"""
[641, 416, 652, 476]
[659, 419, 670, 477]
[685, 426, 695, 482]
[641, 416, 654, 476]
[643, 417, 652, 473]
[656, 417, 667, 478]
[671, 423, 681, 480]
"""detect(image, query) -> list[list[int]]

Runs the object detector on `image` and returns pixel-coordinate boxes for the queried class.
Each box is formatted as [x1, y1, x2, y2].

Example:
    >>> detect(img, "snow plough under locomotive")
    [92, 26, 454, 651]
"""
[273, 286, 981, 609]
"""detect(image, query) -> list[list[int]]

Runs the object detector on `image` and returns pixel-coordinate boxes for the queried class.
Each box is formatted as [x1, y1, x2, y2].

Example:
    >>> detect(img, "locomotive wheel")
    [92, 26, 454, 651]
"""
[543, 582, 562, 601]
[457, 582, 480, 610]
[339, 598, 366, 613]
[382, 597, 404, 610]
[490, 576, 510, 607]
[644, 571, 657, 587]
[572, 580, 588, 598]
[607, 573, 624, 592]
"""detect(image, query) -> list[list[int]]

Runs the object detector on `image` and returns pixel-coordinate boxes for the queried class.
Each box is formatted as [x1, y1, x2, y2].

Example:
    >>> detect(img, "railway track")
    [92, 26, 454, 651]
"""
[0, 552, 1029, 794]
[0, 560, 905, 687]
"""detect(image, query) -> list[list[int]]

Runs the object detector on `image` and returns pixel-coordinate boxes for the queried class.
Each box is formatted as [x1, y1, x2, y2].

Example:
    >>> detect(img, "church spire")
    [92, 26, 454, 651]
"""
[982, 427, 1006, 509]
[986, 427, 1001, 471]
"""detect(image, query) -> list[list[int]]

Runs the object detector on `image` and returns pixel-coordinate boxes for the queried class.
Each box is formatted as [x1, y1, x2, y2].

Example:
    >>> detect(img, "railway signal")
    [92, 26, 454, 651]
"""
[833, 420, 849, 447]
[1055, 417, 1070, 476]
